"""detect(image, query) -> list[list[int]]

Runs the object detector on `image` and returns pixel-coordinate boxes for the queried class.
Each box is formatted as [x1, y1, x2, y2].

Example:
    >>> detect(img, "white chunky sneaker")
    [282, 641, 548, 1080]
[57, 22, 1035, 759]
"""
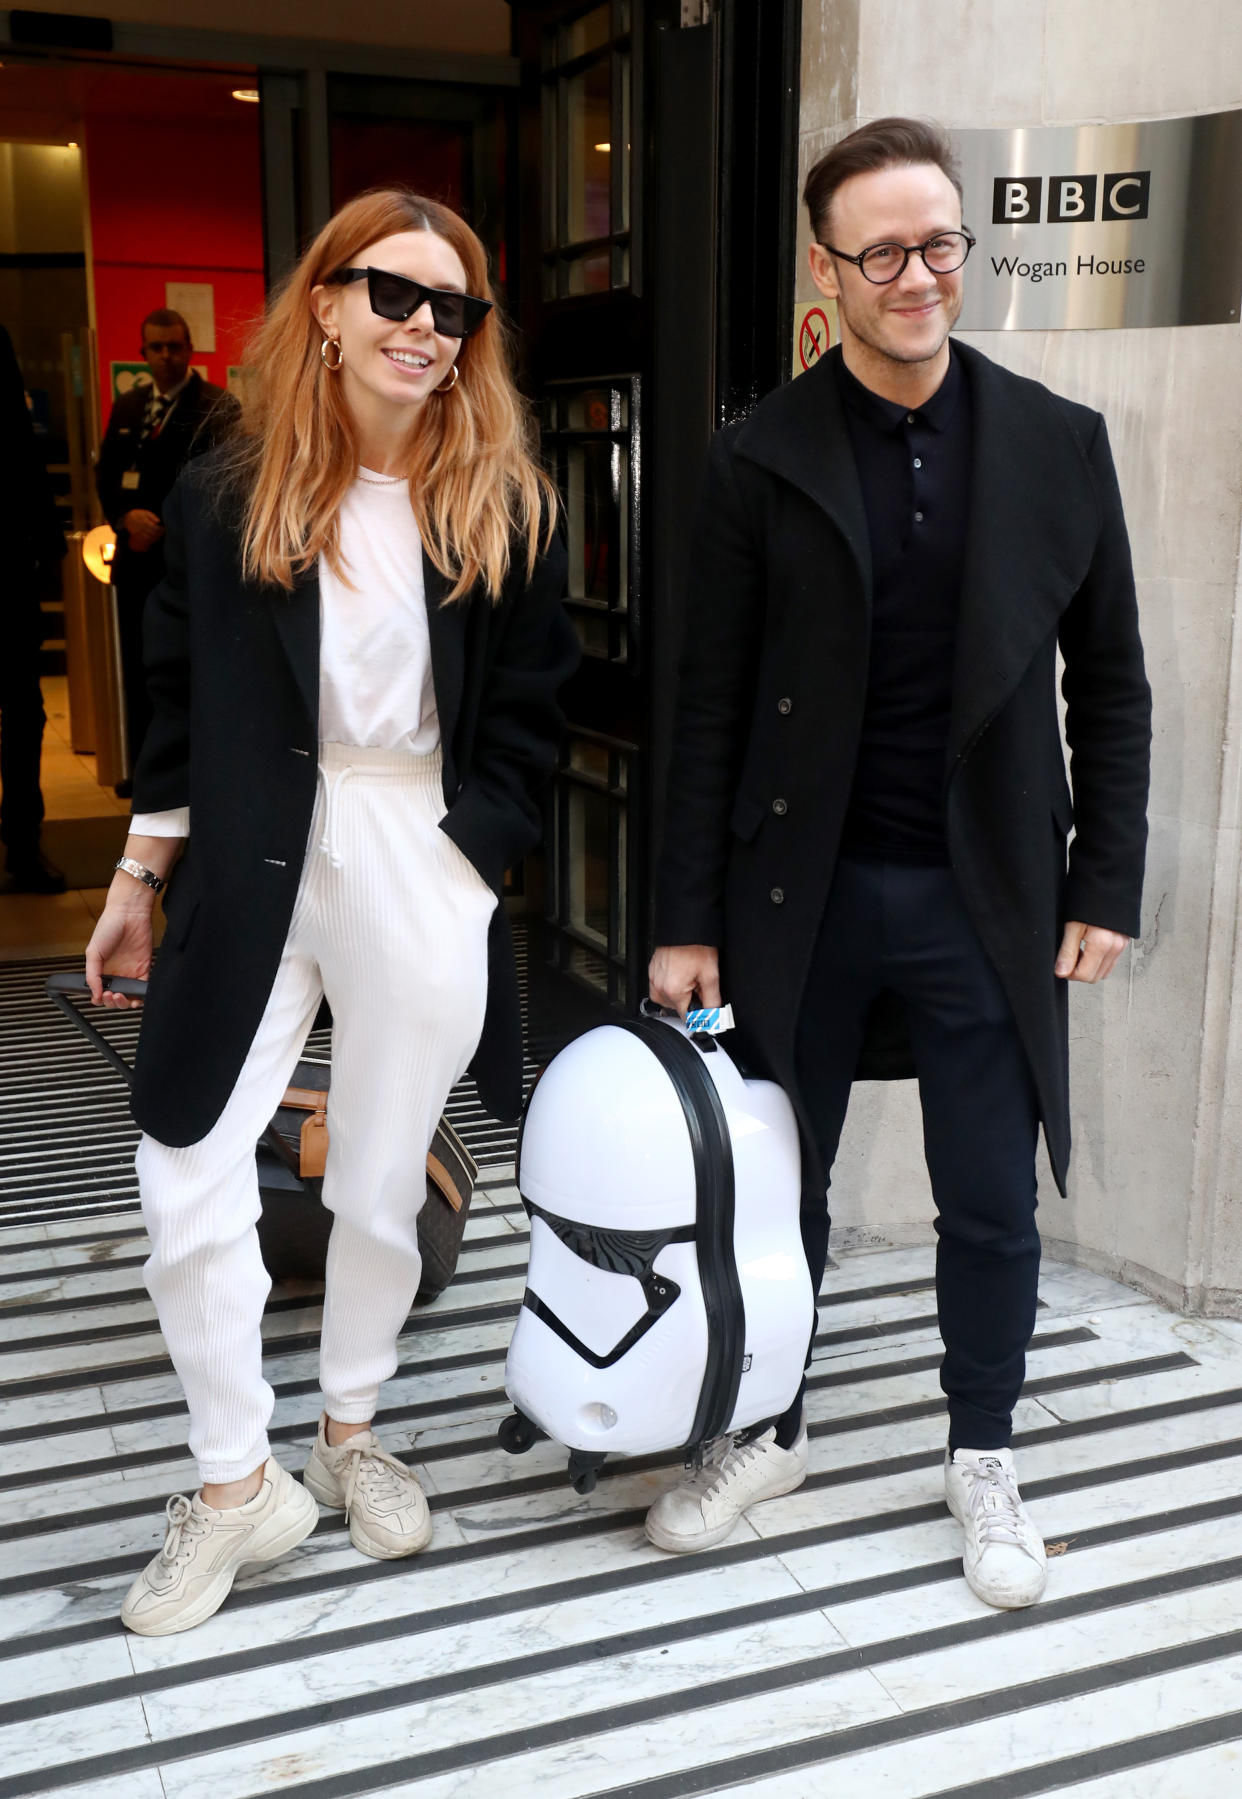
[645, 1425, 809, 1554]
[945, 1447, 1047, 1609]
[302, 1416, 433, 1560]
[121, 1457, 319, 1636]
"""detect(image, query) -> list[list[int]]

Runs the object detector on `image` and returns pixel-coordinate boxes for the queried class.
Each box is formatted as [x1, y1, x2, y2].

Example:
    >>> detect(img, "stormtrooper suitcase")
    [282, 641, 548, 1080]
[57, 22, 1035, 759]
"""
[499, 1006, 814, 1492]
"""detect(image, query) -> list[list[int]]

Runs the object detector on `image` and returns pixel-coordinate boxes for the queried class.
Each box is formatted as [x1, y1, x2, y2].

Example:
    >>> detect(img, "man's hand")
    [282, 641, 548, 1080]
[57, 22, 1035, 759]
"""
[1055, 921, 1130, 984]
[120, 509, 165, 553]
[649, 945, 721, 1017]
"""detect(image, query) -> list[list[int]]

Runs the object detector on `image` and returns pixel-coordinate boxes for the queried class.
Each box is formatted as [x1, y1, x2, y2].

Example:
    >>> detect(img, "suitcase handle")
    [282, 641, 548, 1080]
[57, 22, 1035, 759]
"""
[45, 970, 148, 1086]
[639, 998, 680, 1021]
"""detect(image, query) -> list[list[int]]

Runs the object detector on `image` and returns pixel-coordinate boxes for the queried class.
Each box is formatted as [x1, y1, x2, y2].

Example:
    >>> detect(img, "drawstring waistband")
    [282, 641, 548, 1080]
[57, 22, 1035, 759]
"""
[316, 763, 356, 868]
[315, 742, 443, 869]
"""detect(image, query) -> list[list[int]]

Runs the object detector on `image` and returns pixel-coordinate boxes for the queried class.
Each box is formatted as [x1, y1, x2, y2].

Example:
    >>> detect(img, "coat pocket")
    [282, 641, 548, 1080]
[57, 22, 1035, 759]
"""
[728, 792, 766, 844]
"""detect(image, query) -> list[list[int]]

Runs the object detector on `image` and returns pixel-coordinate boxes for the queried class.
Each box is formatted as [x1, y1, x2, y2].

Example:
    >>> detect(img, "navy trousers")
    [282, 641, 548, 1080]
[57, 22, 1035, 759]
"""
[779, 858, 1042, 1453]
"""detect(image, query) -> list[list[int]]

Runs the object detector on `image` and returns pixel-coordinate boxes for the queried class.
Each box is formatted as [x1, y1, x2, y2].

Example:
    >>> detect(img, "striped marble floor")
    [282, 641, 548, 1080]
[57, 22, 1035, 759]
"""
[3, 1183, 1242, 1796]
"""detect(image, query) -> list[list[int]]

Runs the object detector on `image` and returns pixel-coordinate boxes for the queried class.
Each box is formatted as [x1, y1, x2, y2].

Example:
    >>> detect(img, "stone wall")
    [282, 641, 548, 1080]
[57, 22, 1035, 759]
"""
[796, 0, 1242, 1312]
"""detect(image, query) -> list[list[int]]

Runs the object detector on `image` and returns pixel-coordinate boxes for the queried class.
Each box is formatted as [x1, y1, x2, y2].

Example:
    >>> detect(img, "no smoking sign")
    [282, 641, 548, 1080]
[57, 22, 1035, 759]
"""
[792, 300, 837, 377]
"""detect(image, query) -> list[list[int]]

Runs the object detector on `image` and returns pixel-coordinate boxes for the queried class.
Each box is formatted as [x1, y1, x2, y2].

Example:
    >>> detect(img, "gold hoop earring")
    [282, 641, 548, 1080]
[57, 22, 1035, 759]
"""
[437, 364, 459, 394]
[320, 338, 343, 371]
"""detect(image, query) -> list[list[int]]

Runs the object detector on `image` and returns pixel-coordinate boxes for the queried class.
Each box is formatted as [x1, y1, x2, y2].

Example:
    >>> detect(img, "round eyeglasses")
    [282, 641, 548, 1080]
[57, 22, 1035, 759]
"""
[819, 231, 976, 285]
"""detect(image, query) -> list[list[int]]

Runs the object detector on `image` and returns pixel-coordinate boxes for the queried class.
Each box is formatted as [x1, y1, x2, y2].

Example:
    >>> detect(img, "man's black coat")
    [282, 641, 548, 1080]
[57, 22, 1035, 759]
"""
[130, 456, 578, 1147]
[96, 372, 236, 596]
[655, 341, 1151, 1198]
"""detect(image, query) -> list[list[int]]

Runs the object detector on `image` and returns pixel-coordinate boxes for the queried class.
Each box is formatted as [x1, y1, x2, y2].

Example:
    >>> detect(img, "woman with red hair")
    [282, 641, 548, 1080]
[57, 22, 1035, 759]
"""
[85, 190, 577, 1636]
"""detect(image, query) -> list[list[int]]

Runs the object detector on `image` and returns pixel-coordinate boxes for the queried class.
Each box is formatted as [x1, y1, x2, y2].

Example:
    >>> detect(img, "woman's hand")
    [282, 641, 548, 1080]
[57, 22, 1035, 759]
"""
[86, 884, 155, 1009]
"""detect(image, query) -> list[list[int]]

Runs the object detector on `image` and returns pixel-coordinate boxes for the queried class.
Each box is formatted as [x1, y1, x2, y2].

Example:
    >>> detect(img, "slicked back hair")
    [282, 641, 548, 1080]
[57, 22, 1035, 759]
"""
[803, 117, 963, 244]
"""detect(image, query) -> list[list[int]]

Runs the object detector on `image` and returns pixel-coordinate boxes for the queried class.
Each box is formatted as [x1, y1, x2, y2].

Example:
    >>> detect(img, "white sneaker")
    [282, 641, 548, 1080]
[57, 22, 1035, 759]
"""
[945, 1446, 1047, 1609]
[645, 1425, 809, 1553]
[121, 1457, 319, 1637]
[302, 1416, 433, 1560]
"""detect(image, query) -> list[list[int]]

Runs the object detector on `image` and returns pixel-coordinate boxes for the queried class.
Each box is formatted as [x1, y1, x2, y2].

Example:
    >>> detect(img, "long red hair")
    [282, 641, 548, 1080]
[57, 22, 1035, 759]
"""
[231, 189, 555, 601]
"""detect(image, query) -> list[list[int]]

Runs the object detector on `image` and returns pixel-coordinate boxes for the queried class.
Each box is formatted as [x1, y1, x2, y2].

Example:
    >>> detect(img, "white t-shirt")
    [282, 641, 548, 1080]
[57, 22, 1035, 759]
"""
[131, 469, 439, 839]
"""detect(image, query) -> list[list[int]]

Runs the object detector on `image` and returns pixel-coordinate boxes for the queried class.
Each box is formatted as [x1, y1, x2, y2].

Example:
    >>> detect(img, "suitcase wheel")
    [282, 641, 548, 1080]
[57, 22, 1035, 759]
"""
[567, 1449, 605, 1496]
[497, 1410, 540, 1455]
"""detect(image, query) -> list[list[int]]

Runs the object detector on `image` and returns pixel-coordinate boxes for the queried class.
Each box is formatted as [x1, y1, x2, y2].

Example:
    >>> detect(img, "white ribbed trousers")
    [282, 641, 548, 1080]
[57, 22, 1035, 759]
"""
[136, 744, 496, 1483]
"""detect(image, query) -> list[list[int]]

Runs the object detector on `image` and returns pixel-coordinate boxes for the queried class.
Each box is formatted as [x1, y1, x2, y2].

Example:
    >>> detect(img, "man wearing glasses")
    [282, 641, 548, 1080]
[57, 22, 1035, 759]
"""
[647, 118, 1151, 1610]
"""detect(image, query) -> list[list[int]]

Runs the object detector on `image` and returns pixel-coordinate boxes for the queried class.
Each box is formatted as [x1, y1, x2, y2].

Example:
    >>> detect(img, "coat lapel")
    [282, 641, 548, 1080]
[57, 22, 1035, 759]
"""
[948, 342, 1101, 766]
[269, 564, 320, 730]
[422, 547, 466, 759]
[732, 351, 872, 595]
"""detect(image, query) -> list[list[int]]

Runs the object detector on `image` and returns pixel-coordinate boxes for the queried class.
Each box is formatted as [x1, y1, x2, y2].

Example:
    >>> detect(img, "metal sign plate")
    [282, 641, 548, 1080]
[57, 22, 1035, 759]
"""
[952, 111, 1242, 330]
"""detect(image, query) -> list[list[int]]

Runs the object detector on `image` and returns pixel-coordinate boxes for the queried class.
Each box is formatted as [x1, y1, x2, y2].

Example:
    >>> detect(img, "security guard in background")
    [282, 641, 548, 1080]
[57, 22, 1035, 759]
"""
[95, 308, 236, 792]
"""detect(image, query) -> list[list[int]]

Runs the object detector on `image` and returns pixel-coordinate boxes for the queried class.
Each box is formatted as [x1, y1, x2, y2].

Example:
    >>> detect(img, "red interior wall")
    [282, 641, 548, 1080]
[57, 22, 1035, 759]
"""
[86, 109, 266, 425]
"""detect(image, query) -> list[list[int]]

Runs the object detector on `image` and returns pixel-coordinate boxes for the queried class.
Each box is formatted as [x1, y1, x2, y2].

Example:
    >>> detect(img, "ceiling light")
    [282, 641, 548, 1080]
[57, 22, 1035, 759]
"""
[594, 142, 611, 152]
[232, 88, 260, 104]
[67, 141, 78, 149]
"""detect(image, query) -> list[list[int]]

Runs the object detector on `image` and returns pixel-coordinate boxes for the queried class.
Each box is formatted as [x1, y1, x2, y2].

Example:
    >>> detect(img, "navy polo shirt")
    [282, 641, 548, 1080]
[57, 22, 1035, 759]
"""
[835, 344, 972, 864]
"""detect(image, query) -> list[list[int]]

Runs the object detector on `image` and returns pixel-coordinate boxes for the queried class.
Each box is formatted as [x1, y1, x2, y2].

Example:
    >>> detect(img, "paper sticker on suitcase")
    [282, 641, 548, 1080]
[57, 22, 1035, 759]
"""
[499, 1010, 814, 1492]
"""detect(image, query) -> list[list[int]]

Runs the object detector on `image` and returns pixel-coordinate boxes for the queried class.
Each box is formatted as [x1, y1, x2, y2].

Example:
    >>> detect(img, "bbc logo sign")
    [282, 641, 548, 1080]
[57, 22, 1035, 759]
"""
[992, 172, 1151, 224]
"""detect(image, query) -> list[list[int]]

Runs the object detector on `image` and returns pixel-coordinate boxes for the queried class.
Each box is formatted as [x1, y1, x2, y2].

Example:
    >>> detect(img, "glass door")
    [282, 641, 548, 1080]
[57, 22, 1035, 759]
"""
[327, 75, 511, 278]
[513, 0, 658, 1014]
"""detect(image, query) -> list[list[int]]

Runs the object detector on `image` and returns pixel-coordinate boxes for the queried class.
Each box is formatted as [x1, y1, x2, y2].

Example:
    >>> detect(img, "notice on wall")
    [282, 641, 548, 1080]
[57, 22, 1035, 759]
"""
[952, 110, 1242, 330]
[166, 281, 216, 353]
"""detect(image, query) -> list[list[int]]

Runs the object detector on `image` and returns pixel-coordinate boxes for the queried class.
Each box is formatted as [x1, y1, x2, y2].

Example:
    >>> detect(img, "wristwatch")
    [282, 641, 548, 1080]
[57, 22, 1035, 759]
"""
[115, 856, 165, 894]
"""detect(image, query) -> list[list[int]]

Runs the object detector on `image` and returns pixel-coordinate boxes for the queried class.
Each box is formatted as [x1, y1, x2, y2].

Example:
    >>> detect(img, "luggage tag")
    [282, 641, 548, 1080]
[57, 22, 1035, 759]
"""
[282, 1086, 330, 1177]
[299, 1104, 329, 1178]
[684, 1003, 735, 1036]
[639, 997, 736, 1041]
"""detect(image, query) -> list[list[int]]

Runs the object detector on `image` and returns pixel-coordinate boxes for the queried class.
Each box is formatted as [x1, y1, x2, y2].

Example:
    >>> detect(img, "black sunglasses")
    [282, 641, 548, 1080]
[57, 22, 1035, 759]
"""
[329, 266, 493, 339]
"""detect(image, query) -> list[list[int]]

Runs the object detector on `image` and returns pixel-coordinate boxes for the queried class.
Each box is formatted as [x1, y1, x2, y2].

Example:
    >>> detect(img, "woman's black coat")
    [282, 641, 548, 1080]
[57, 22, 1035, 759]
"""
[655, 341, 1152, 1199]
[130, 456, 578, 1148]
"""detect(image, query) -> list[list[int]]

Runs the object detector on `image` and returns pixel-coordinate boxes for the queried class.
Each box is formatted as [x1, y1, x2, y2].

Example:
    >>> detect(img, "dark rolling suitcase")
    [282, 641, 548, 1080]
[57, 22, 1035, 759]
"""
[46, 971, 478, 1303]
